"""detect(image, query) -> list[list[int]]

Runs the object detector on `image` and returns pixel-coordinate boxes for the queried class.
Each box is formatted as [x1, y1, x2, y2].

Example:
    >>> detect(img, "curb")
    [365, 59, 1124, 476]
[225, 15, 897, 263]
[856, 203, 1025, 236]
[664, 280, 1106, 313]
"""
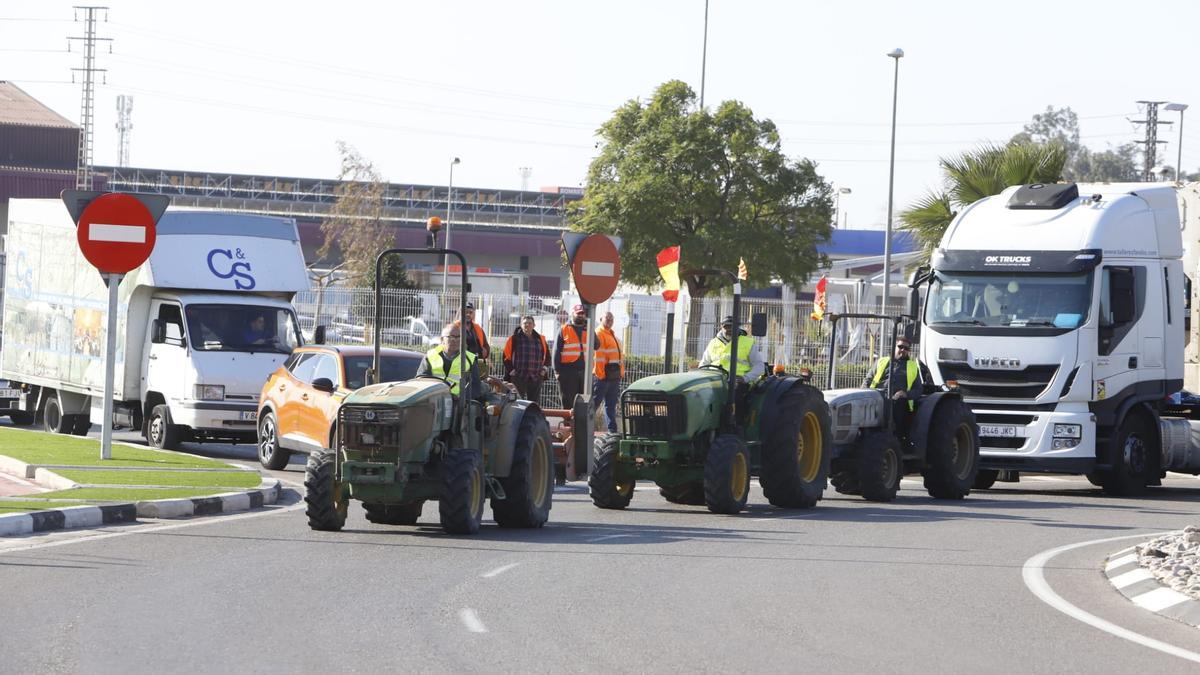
[1104, 545, 1200, 629]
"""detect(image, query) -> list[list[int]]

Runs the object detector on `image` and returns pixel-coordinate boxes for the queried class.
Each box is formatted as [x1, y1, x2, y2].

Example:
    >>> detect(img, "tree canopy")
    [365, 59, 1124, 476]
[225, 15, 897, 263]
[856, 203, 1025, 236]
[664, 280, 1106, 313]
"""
[569, 80, 833, 297]
[1011, 105, 1139, 182]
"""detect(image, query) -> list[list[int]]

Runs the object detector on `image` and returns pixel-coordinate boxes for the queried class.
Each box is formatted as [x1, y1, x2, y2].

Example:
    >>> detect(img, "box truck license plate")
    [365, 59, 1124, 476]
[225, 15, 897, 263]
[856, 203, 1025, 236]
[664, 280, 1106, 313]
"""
[979, 424, 1017, 438]
[0, 388, 19, 399]
[240, 411, 258, 422]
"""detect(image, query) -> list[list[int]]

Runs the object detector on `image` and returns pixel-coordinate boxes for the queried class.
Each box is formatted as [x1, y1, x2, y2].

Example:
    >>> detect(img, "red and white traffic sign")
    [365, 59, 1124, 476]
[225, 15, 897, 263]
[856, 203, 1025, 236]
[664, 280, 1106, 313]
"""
[76, 193, 157, 274]
[570, 234, 622, 305]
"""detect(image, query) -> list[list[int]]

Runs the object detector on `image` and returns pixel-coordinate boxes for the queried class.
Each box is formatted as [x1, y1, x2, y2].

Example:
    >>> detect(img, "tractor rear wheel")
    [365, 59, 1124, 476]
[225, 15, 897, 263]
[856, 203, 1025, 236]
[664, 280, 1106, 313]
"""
[704, 433, 751, 514]
[973, 469, 999, 490]
[589, 433, 634, 509]
[856, 432, 902, 502]
[363, 501, 424, 525]
[492, 409, 554, 528]
[760, 385, 832, 509]
[659, 482, 706, 505]
[439, 448, 486, 534]
[922, 400, 980, 499]
[304, 448, 347, 531]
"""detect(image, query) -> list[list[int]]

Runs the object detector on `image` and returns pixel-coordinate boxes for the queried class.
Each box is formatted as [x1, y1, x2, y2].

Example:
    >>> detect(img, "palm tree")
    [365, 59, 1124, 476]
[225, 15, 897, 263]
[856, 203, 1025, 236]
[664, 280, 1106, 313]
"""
[900, 142, 1067, 255]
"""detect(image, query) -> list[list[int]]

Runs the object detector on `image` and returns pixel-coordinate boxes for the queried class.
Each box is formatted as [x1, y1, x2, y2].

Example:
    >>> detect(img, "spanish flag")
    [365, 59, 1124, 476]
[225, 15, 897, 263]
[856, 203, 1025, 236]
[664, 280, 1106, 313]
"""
[656, 246, 681, 302]
[810, 275, 828, 321]
[737, 257, 749, 281]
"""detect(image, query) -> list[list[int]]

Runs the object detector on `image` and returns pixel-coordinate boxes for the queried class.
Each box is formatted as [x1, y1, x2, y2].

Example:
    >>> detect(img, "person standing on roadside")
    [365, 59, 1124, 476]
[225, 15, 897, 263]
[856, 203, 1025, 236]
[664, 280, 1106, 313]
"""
[503, 315, 550, 405]
[592, 311, 624, 433]
[453, 302, 490, 375]
[553, 303, 598, 408]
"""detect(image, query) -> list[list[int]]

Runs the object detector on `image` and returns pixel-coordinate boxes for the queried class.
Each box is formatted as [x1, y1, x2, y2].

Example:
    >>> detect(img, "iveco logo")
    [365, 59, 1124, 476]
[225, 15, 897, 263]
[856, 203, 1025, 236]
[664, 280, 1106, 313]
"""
[973, 357, 1021, 369]
[364, 411, 377, 421]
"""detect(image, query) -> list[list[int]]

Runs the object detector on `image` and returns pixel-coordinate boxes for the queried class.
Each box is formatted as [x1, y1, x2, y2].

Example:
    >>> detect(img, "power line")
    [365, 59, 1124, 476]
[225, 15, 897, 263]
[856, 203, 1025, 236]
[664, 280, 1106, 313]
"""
[1132, 100, 1171, 180]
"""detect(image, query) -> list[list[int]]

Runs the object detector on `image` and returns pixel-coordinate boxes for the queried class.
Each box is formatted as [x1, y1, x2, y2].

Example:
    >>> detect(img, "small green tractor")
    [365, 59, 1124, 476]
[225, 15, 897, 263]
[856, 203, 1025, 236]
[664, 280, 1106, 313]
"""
[304, 243, 554, 534]
[588, 272, 833, 514]
[820, 313, 980, 502]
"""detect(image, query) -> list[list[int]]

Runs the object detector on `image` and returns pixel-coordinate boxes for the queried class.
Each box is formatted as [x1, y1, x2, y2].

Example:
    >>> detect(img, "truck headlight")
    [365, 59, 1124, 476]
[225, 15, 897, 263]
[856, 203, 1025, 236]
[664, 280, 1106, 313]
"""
[194, 384, 225, 401]
[1052, 424, 1081, 439]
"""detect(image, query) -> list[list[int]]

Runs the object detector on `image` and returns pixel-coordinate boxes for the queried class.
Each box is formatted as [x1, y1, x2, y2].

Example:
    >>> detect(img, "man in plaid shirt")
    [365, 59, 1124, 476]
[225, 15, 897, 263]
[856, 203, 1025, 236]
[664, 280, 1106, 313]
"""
[503, 315, 550, 405]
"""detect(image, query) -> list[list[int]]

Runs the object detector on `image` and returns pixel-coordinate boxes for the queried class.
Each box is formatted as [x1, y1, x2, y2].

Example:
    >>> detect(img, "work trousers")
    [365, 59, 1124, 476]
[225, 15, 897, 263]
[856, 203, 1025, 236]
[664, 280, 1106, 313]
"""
[557, 368, 584, 409]
[512, 375, 543, 407]
[592, 377, 620, 433]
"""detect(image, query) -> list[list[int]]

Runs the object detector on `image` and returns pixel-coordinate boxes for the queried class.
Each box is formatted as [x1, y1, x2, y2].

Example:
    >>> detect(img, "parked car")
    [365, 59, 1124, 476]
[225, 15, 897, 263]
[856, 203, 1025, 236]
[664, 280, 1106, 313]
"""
[256, 345, 423, 469]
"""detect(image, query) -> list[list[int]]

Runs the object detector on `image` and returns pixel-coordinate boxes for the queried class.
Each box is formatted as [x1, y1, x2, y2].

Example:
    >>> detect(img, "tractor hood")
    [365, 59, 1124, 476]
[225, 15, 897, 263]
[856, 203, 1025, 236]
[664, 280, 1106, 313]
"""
[343, 377, 451, 408]
[625, 369, 727, 396]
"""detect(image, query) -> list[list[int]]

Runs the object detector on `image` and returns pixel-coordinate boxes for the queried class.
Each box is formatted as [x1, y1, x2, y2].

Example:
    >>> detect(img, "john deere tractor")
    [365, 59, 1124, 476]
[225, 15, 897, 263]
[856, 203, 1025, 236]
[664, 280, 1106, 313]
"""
[588, 271, 833, 514]
[304, 243, 554, 535]
[820, 313, 980, 502]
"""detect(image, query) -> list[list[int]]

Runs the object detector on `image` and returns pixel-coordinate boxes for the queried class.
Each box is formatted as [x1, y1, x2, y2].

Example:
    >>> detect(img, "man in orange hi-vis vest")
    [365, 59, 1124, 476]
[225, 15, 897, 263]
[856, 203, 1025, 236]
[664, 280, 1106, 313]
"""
[591, 311, 624, 433]
[553, 303, 599, 408]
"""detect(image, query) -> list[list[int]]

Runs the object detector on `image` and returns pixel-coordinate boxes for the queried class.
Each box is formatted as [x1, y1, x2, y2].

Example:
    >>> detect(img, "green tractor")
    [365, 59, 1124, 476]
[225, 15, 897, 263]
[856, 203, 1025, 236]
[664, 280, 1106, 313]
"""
[588, 271, 833, 514]
[304, 243, 555, 535]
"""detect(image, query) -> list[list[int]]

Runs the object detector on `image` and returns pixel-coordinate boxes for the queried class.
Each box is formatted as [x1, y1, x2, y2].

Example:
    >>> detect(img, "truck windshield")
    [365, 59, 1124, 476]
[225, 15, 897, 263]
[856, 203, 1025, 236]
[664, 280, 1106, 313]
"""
[926, 271, 1092, 328]
[184, 305, 301, 353]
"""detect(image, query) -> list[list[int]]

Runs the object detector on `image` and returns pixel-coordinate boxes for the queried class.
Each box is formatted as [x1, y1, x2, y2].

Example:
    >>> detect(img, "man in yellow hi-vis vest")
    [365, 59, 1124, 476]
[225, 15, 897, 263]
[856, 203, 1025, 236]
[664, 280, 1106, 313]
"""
[416, 323, 482, 397]
[864, 336, 923, 440]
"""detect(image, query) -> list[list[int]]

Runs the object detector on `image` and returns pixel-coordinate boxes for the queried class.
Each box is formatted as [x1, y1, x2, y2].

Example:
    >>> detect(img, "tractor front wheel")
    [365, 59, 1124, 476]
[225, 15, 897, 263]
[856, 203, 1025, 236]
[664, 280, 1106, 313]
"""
[589, 433, 634, 509]
[760, 385, 832, 509]
[659, 482, 706, 505]
[364, 501, 424, 525]
[304, 448, 347, 531]
[492, 409, 554, 528]
[922, 399, 980, 499]
[439, 448, 485, 535]
[704, 434, 751, 514]
[856, 432, 902, 502]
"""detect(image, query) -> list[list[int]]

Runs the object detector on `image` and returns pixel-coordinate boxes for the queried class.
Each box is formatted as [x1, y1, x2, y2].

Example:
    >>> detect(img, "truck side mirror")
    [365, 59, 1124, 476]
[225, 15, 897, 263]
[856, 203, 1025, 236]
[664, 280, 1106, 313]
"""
[906, 286, 921, 320]
[314, 325, 326, 345]
[751, 313, 768, 337]
[151, 319, 166, 344]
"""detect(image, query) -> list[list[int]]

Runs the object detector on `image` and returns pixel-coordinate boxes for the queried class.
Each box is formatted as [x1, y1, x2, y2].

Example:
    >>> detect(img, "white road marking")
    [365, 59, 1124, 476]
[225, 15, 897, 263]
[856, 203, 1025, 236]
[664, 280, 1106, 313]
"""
[1023, 532, 1200, 664]
[588, 533, 636, 543]
[89, 223, 146, 243]
[1105, 553, 1138, 571]
[1132, 587, 1192, 612]
[1110, 568, 1155, 589]
[458, 608, 488, 633]
[481, 563, 520, 579]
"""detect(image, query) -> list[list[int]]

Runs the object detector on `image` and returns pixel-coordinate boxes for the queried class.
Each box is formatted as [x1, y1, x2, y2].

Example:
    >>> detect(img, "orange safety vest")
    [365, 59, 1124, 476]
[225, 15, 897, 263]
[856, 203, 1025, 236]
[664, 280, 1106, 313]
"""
[503, 330, 549, 364]
[594, 326, 624, 380]
[559, 324, 588, 364]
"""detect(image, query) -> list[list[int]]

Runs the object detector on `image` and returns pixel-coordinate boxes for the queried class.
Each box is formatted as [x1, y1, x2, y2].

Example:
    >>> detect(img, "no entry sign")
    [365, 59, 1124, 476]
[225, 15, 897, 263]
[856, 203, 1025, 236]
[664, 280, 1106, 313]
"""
[568, 234, 622, 305]
[76, 193, 158, 274]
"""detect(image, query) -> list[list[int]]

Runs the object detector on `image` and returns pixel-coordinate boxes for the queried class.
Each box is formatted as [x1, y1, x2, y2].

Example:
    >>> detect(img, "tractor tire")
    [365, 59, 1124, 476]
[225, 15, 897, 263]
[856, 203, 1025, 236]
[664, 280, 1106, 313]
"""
[257, 411, 291, 470]
[363, 501, 424, 525]
[70, 415, 92, 436]
[7, 411, 34, 427]
[856, 432, 902, 502]
[659, 482, 706, 505]
[1098, 414, 1153, 497]
[492, 409, 554, 528]
[1085, 472, 1105, 488]
[439, 448, 485, 535]
[760, 385, 832, 509]
[973, 469, 999, 490]
[830, 470, 860, 495]
[304, 448, 347, 531]
[43, 396, 69, 434]
[589, 433, 634, 509]
[922, 400, 980, 499]
[704, 433, 751, 514]
[147, 404, 185, 450]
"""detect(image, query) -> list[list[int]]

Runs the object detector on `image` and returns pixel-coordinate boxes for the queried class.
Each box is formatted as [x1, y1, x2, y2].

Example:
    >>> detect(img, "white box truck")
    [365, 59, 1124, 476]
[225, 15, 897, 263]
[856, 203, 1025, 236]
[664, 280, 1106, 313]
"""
[1, 198, 308, 449]
[916, 182, 1200, 496]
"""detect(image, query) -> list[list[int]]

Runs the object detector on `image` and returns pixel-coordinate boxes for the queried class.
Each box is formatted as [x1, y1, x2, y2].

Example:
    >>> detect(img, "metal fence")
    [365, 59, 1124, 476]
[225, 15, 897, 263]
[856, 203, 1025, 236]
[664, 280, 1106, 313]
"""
[294, 286, 909, 408]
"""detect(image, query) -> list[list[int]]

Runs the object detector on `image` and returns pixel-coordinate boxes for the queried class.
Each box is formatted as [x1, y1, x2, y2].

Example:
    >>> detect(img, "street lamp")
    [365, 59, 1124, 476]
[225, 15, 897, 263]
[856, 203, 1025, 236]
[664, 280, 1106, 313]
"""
[441, 157, 461, 293]
[1166, 102, 1188, 182]
[882, 47, 903, 315]
[835, 187, 852, 229]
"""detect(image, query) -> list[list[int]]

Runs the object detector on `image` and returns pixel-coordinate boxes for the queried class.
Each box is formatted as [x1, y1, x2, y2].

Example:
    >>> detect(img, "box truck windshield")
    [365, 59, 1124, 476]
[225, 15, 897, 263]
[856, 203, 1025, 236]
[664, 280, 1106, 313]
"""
[925, 271, 1092, 329]
[184, 304, 301, 354]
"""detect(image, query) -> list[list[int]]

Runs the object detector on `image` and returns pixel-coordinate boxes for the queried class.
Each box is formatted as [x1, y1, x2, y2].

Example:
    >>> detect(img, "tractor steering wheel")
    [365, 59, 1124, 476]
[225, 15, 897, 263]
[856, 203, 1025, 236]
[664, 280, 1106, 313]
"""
[698, 364, 728, 375]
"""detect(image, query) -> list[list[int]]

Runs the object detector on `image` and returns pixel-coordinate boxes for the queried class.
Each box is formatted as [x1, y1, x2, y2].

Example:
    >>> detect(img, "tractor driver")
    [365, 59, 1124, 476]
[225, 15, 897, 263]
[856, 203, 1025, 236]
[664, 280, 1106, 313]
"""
[700, 315, 764, 420]
[863, 336, 923, 442]
[417, 324, 483, 398]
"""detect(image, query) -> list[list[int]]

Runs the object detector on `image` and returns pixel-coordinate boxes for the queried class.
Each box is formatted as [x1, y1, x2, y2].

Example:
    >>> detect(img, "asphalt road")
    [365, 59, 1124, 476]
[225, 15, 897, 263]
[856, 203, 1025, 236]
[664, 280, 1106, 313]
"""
[2, 423, 1200, 673]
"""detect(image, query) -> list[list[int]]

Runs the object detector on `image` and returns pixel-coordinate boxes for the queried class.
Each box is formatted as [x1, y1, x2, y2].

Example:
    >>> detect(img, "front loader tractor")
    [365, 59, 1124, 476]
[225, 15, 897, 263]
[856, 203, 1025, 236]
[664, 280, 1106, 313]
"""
[304, 243, 554, 535]
[588, 270, 833, 515]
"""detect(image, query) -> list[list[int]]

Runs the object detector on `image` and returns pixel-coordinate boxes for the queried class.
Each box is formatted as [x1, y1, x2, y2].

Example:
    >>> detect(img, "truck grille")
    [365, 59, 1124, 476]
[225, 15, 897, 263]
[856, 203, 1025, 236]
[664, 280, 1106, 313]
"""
[622, 393, 687, 438]
[938, 363, 1058, 401]
[339, 406, 402, 449]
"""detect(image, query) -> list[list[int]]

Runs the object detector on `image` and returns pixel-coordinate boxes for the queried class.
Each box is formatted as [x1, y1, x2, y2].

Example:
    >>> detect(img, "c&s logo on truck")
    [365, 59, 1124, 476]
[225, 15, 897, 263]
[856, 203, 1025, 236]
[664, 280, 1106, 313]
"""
[207, 248, 257, 290]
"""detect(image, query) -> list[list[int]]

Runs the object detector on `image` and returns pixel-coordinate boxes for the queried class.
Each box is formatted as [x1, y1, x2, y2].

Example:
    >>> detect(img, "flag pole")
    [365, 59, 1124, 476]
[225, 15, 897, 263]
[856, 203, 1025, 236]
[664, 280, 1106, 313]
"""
[664, 300, 676, 374]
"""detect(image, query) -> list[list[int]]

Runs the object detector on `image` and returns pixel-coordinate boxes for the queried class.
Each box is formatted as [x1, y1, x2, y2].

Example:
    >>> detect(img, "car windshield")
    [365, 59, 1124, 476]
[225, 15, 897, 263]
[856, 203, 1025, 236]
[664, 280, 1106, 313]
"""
[342, 354, 423, 390]
[926, 271, 1092, 328]
[184, 304, 301, 353]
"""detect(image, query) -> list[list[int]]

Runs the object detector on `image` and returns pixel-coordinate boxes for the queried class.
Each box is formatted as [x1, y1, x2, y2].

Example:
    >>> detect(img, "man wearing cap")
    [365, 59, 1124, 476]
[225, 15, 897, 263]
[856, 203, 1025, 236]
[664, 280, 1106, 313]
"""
[699, 315, 764, 382]
[554, 303, 599, 408]
[864, 336, 924, 441]
[453, 302, 490, 372]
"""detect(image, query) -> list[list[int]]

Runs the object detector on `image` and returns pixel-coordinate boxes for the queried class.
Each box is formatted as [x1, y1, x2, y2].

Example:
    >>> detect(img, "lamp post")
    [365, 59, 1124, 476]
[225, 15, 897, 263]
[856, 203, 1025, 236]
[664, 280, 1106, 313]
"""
[882, 47, 903, 315]
[835, 187, 852, 229]
[441, 157, 461, 293]
[1166, 102, 1188, 181]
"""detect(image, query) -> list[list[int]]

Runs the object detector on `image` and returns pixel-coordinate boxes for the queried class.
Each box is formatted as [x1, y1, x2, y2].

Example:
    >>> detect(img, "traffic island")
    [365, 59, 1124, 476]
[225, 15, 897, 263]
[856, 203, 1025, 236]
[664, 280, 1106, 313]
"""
[1103, 529, 1200, 629]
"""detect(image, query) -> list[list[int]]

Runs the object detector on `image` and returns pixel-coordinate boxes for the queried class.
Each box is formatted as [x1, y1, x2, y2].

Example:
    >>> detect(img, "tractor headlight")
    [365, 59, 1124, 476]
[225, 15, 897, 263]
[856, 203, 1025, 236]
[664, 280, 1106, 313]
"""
[1052, 424, 1081, 439]
[194, 384, 225, 401]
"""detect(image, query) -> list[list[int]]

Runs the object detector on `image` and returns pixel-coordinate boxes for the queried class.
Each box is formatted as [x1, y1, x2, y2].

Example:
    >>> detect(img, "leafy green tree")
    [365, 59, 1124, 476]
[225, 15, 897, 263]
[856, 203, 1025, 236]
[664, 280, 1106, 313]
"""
[1011, 105, 1138, 182]
[570, 80, 833, 299]
[899, 142, 1067, 254]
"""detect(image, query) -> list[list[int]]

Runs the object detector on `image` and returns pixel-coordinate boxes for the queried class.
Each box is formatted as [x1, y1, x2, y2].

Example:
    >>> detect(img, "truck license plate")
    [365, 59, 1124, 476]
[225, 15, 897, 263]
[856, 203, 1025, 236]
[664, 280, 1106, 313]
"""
[0, 388, 20, 399]
[240, 410, 258, 422]
[979, 424, 1017, 438]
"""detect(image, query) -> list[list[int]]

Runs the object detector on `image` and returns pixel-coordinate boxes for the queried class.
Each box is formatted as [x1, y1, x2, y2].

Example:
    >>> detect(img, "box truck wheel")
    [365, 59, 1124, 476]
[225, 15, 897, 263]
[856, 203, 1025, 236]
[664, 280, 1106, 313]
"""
[43, 396, 70, 434]
[147, 405, 184, 450]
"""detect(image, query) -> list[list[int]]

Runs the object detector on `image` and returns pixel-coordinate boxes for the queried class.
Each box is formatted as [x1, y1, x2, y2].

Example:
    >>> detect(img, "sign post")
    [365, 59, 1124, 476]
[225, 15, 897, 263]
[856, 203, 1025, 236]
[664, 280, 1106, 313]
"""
[67, 191, 165, 459]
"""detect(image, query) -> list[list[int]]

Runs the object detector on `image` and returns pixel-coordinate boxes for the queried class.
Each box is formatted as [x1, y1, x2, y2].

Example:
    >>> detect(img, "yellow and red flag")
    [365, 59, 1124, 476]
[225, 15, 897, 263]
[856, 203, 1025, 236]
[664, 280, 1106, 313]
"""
[656, 245, 681, 302]
[810, 275, 828, 321]
[737, 257, 748, 281]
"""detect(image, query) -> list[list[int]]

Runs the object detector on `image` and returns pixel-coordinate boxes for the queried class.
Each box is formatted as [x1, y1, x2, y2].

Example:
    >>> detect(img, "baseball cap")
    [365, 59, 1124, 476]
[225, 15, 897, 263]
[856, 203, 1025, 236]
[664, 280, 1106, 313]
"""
[465, 302, 474, 310]
[721, 315, 736, 326]
[572, 304, 585, 313]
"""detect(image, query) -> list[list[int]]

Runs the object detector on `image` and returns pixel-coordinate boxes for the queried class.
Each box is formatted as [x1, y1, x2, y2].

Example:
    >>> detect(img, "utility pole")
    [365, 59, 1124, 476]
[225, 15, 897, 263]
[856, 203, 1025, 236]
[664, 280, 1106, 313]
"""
[518, 166, 532, 192]
[699, 0, 710, 109]
[115, 94, 132, 167]
[68, 5, 111, 190]
[1133, 100, 1171, 181]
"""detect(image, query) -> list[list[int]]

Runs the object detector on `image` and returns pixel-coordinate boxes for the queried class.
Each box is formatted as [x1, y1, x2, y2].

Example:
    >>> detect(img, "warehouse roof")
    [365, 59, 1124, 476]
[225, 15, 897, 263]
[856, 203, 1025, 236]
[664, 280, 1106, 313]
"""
[0, 81, 76, 128]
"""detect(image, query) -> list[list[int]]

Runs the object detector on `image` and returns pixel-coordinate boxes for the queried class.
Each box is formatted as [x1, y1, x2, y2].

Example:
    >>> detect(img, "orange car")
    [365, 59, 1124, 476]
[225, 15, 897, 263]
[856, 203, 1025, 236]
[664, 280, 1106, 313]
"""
[256, 345, 423, 469]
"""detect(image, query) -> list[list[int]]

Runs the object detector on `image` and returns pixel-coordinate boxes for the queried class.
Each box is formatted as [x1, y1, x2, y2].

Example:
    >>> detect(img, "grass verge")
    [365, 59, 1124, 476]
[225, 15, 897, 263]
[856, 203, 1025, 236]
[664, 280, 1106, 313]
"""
[0, 500, 93, 514]
[55, 469, 261, 489]
[0, 428, 233, 469]
[33, 487, 235, 501]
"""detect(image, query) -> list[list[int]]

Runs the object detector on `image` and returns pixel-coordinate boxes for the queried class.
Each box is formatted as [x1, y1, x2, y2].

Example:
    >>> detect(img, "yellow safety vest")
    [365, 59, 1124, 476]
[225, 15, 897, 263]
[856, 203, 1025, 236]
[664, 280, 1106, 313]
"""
[425, 346, 477, 396]
[870, 357, 919, 411]
[705, 335, 754, 377]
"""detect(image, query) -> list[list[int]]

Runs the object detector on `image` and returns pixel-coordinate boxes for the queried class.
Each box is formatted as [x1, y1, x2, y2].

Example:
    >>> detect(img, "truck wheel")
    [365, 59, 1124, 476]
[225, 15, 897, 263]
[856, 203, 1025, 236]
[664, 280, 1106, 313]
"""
[1099, 414, 1153, 497]
[257, 411, 291, 470]
[856, 432, 902, 502]
[363, 501, 424, 525]
[589, 433, 634, 509]
[492, 409, 554, 528]
[147, 405, 184, 450]
[8, 411, 34, 427]
[43, 396, 69, 434]
[922, 401, 980, 499]
[973, 469, 999, 490]
[439, 448, 485, 535]
[830, 470, 861, 495]
[659, 482, 706, 505]
[304, 448, 347, 531]
[704, 433, 751, 514]
[760, 385, 832, 509]
[70, 416, 92, 436]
